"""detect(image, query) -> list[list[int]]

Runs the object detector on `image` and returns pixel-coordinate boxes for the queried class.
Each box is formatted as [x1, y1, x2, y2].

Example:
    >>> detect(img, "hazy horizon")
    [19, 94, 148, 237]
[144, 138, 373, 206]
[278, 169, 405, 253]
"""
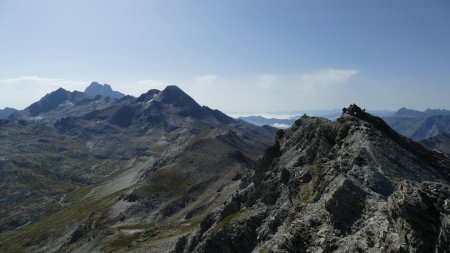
[2, 82, 449, 116]
[1, 0, 449, 113]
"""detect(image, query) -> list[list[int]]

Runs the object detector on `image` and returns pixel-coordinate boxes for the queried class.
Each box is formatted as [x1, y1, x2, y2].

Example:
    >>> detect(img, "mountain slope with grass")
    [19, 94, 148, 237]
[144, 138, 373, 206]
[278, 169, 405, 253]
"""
[0, 85, 274, 253]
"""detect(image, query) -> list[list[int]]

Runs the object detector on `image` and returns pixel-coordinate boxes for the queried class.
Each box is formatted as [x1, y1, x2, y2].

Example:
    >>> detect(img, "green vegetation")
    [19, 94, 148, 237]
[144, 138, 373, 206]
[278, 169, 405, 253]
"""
[299, 183, 310, 203]
[237, 166, 250, 175]
[0, 185, 124, 252]
[144, 168, 193, 196]
[101, 219, 201, 251]
[212, 209, 246, 234]
[259, 247, 268, 253]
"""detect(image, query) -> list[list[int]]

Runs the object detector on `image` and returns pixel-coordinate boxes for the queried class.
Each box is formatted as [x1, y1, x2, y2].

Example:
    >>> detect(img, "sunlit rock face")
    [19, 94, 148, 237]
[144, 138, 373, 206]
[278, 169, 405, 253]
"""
[179, 104, 450, 253]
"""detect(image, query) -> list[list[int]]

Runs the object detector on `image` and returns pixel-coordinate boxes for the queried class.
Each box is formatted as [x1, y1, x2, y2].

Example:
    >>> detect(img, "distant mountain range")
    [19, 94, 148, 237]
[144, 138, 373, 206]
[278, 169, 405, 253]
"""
[384, 108, 450, 140]
[9, 87, 119, 122]
[392, 107, 450, 118]
[1, 82, 124, 121]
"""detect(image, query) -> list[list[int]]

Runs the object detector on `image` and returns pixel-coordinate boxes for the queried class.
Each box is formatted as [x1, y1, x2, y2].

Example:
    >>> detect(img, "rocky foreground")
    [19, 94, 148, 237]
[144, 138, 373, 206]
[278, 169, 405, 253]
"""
[176, 104, 450, 253]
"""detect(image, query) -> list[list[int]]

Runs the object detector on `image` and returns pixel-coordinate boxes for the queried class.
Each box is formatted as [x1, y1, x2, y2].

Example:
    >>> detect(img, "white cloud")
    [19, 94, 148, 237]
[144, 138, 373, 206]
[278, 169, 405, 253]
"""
[194, 74, 219, 84]
[297, 68, 359, 91]
[256, 74, 278, 90]
[0, 75, 89, 109]
[186, 68, 360, 114]
[271, 123, 291, 129]
[0, 75, 88, 89]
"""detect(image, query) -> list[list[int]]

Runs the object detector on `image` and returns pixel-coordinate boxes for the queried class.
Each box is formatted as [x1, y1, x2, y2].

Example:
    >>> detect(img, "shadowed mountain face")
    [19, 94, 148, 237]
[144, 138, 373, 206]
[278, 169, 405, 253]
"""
[178, 104, 450, 253]
[0, 85, 274, 252]
[411, 115, 450, 140]
[26, 88, 88, 117]
[84, 82, 125, 99]
[421, 133, 450, 156]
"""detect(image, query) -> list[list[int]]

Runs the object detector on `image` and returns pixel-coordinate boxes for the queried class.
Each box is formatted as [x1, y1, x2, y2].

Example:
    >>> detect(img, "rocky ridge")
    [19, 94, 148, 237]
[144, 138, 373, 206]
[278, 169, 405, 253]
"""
[177, 104, 450, 253]
[9, 87, 118, 122]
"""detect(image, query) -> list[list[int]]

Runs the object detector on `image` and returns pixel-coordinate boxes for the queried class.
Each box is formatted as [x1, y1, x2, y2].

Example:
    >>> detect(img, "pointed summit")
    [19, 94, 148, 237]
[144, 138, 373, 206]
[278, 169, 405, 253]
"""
[10, 87, 96, 120]
[158, 85, 200, 108]
[84, 82, 125, 99]
[27, 88, 72, 116]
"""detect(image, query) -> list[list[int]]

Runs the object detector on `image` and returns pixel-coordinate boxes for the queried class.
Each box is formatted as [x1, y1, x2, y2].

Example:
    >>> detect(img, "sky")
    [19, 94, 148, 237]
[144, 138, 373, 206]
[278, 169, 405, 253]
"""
[0, 0, 449, 114]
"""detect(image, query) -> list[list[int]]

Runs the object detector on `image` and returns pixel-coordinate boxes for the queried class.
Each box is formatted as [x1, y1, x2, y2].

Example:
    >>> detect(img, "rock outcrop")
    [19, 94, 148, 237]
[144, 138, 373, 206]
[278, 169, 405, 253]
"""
[177, 104, 450, 253]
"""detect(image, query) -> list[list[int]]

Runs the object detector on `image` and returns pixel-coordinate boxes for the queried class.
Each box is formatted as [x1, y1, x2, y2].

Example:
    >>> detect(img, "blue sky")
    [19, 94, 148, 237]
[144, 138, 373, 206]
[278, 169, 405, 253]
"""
[0, 0, 449, 114]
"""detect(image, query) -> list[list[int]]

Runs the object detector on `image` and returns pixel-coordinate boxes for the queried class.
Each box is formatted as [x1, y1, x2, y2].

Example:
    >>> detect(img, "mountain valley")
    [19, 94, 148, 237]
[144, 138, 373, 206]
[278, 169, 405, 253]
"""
[0, 84, 274, 252]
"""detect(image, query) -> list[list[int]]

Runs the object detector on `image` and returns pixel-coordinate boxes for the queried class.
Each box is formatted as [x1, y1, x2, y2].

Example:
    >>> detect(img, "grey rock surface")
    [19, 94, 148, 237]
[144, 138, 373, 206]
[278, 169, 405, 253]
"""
[178, 104, 450, 253]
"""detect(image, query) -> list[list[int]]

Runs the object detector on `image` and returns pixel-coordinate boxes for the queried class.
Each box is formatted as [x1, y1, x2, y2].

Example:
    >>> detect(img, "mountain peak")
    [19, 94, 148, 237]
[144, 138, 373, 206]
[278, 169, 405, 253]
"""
[161, 85, 186, 96]
[25, 88, 72, 116]
[84, 82, 125, 99]
[54, 87, 69, 93]
[341, 104, 385, 127]
[158, 85, 200, 108]
[135, 89, 160, 103]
